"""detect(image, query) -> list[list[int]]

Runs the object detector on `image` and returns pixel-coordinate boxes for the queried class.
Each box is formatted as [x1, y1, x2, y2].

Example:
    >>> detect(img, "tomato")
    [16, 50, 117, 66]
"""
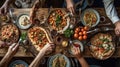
[79, 32, 83, 36]
[99, 48, 105, 53]
[75, 27, 80, 32]
[74, 33, 79, 38]
[83, 35, 87, 40]
[84, 26, 88, 31]
[83, 31, 87, 35]
[78, 36, 83, 40]
[75, 30, 79, 34]
[81, 28, 84, 32]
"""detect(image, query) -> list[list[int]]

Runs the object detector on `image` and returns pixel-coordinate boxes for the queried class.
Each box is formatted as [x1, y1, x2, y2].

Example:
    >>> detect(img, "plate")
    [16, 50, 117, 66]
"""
[0, 14, 10, 23]
[17, 14, 32, 29]
[90, 33, 115, 60]
[9, 60, 28, 67]
[48, 9, 70, 34]
[69, 40, 84, 55]
[81, 8, 100, 28]
[0, 24, 20, 44]
[48, 54, 71, 67]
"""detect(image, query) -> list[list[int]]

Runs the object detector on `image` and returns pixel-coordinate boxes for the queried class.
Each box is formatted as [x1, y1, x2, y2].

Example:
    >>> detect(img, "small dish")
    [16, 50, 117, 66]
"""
[9, 60, 28, 67]
[81, 8, 100, 28]
[0, 14, 10, 23]
[69, 40, 84, 55]
[48, 54, 71, 67]
[17, 14, 32, 29]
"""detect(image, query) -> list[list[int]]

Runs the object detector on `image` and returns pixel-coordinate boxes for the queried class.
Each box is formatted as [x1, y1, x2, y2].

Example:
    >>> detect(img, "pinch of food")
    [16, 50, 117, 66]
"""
[21, 21, 28, 26]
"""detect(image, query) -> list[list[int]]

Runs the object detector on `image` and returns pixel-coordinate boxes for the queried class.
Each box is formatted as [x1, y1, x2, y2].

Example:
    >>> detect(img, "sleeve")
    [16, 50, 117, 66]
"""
[103, 0, 120, 24]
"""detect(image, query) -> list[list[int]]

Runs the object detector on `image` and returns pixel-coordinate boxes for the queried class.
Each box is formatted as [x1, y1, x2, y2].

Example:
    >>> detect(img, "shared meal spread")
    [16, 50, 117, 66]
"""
[0, 24, 19, 44]
[90, 33, 115, 60]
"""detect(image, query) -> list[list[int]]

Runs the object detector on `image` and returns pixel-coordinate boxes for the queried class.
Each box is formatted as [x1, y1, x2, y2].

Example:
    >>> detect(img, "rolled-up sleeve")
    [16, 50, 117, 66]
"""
[103, 0, 120, 24]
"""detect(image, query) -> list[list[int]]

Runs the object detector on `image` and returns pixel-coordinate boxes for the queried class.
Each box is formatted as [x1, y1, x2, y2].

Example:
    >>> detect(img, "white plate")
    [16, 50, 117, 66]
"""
[81, 8, 100, 27]
[17, 14, 32, 29]
[69, 40, 84, 55]
[48, 54, 71, 67]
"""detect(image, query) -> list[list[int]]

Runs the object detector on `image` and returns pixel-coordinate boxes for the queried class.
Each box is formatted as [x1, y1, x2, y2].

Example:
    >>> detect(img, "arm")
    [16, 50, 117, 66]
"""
[29, 43, 54, 67]
[65, 0, 75, 14]
[72, 47, 89, 67]
[0, 0, 16, 14]
[103, 0, 120, 36]
[0, 43, 19, 67]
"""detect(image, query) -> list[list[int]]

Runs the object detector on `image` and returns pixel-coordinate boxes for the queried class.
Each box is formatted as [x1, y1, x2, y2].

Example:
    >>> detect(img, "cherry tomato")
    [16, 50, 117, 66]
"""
[75, 27, 80, 32]
[75, 30, 79, 34]
[74, 33, 79, 38]
[84, 26, 88, 31]
[83, 31, 87, 35]
[81, 28, 84, 32]
[78, 36, 83, 40]
[79, 32, 83, 36]
[83, 35, 87, 40]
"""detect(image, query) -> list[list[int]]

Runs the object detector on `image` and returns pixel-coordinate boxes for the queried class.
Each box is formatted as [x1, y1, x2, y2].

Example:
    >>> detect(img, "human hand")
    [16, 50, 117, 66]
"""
[0, 40, 11, 47]
[42, 43, 54, 53]
[72, 46, 82, 59]
[30, 0, 40, 23]
[115, 21, 120, 36]
[0, 2, 9, 15]
[66, 0, 75, 15]
[7, 43, 19, 56]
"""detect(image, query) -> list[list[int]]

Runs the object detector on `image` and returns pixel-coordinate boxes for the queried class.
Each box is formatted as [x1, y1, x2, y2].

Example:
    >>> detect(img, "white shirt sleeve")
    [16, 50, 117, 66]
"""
[103, 0, 120, 24]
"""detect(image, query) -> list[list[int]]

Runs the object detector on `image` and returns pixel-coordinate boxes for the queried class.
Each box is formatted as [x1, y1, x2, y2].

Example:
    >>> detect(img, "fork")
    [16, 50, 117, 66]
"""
[9, 8, 17, 24]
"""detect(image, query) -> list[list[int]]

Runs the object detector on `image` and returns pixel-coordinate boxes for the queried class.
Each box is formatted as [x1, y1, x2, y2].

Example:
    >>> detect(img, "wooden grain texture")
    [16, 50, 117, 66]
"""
[0, 8, 120, 58]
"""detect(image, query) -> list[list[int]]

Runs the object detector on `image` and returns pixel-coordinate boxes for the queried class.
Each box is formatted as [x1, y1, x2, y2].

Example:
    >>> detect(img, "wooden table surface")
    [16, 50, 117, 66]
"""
[0, 8, 120, 58]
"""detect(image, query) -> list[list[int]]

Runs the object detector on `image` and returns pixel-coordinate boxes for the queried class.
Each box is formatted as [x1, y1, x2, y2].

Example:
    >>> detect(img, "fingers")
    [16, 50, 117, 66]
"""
[12, 43, 19, 51]
[9, 43, 16, 49]
[115, 28, 120, 36]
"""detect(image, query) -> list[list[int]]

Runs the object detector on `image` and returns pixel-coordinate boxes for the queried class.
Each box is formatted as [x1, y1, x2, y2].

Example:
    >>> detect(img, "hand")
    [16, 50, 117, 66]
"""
[66, 0, 75, 14]
[7, 43, 19, 56]
[72, 46, 82, 59]
[115, 21, 120, 36]
[30, 0, 40, 23]
[42, 43, 54, 53]
[0, 40, 11, 47]
[0, 2, 9, 15]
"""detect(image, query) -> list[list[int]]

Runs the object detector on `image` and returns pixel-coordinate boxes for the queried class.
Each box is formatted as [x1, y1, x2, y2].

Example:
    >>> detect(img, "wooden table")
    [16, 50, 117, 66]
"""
[0, 8, 120, 58]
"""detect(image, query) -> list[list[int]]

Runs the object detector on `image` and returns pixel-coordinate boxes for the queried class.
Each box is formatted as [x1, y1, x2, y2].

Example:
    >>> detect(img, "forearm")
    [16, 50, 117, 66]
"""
[78, 57, 89, 67]
[0, 53, 13, 67]
[4, 0, 16, 5]
[103, 0, 120, 24]
[29, 49, 46, 67]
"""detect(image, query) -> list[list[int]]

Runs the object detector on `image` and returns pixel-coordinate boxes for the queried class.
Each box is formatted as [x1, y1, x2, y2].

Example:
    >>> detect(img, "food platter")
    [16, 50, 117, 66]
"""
[0, 24, 20, 44]
[89, 33, 115, 60]
[48, 54, 71, 67]
[17, 14, 32, 29]
[81, 8, 100, 27]
[48, 9, 70, 33]
[27, 26, 52, 54]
